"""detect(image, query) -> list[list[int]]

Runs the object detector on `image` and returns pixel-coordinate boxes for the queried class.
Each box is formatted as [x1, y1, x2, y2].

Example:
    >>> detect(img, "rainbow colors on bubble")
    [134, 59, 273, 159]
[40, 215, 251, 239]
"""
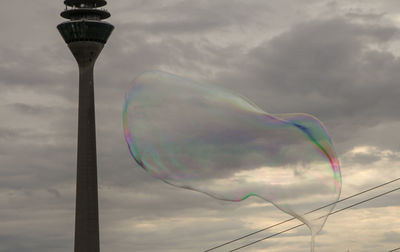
[123, 71, 342, 251]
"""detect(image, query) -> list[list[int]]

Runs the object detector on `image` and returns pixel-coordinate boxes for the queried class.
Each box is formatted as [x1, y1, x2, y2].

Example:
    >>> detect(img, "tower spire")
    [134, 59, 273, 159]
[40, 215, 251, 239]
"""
[57, 1, 114, 252]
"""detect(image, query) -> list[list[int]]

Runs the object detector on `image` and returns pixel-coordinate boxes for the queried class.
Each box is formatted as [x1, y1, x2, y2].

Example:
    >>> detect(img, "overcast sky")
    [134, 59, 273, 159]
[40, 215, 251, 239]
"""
[1, 0, 400, 251]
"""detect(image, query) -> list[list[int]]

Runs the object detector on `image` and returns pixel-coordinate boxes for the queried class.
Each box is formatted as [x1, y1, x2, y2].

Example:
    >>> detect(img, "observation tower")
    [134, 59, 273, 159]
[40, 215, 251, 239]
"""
[57, 1, 114, 251]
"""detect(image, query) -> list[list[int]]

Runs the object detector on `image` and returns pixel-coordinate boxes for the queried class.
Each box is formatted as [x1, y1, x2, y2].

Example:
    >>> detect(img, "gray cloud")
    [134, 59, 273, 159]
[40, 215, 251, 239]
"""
[213, 17, 400, 155]
[381, 231, 400, 243]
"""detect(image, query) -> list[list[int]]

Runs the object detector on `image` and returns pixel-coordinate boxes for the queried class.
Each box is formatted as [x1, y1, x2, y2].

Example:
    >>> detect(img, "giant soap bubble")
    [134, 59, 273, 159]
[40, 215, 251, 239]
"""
[123, 71, 341, 251]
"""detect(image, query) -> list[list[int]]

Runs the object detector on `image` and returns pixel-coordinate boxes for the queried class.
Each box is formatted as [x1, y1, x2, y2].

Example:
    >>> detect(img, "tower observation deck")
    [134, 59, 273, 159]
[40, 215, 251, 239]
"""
[58, 0, 114, 44]
[57, 1, 114, 252]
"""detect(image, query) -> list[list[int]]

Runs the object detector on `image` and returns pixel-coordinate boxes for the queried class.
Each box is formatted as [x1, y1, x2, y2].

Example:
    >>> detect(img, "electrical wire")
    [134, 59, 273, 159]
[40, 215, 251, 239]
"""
[229, 185, 400, 251]
[205, 177, 400, 251]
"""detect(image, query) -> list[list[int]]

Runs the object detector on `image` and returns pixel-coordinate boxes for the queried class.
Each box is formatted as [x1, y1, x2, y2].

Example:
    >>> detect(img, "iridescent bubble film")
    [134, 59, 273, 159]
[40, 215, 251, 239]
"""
[123, 71, 342, 251]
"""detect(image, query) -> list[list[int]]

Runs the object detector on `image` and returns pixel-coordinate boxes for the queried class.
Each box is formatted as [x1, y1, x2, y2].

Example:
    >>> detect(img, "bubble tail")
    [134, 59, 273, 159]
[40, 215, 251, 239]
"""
[310, 232, 316, 252]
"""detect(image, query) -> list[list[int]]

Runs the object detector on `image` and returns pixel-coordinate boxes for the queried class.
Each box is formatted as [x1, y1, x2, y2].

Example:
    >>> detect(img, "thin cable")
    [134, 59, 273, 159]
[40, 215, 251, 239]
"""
[229, 185, 400, 251]
[229, 223, 305, 252]
[389, 248, 400, 252]
[205, 177, 400, 251]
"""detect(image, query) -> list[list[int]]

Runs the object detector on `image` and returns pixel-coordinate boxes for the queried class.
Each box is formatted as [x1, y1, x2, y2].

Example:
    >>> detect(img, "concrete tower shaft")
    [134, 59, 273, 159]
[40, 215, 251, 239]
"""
[69, 41, 104, 252]
[69, 41, 104, 67]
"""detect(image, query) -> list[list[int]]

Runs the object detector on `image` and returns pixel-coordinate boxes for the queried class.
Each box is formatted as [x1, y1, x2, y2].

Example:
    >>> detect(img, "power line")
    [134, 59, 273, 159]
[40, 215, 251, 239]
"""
[389, 247, 400, 252]
[229, 185, 400, 251]
[205, 177, 400, 251]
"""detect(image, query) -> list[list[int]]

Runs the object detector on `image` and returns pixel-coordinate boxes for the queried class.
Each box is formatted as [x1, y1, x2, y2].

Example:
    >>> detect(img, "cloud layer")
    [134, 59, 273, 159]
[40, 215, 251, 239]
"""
[0, 0, 399, 251]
